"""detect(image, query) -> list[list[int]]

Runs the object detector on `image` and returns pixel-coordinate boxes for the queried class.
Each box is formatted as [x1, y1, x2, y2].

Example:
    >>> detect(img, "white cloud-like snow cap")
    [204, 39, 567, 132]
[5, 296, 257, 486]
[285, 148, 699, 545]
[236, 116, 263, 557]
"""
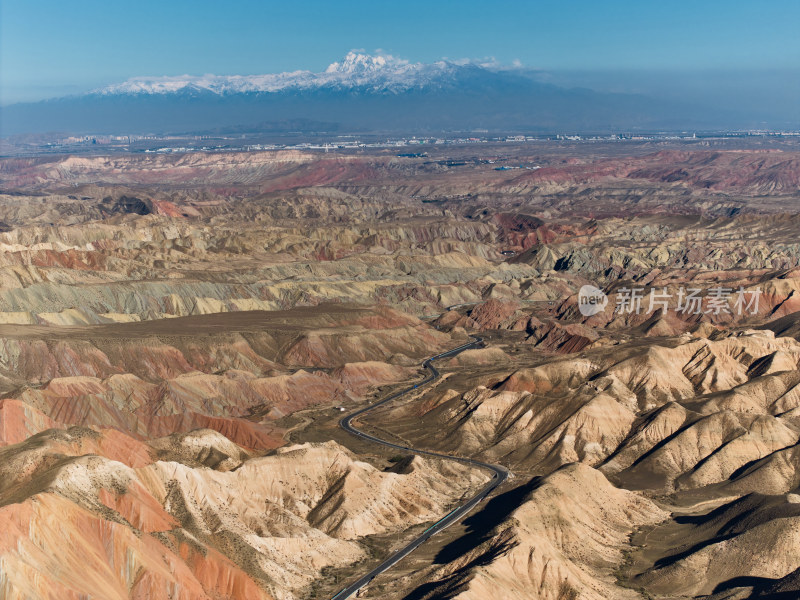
[92, 52, 523, 96]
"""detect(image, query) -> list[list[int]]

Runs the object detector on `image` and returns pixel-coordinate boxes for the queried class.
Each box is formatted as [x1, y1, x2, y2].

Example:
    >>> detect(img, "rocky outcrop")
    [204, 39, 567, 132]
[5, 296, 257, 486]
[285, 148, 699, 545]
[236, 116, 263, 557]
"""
[403, 463, 667, 600]
[0, 431, 487, 600]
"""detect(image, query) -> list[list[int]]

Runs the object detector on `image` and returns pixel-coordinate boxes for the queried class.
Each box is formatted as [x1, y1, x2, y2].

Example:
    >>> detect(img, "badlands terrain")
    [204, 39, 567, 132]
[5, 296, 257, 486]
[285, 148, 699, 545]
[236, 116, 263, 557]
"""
[1, 140, 800, 600]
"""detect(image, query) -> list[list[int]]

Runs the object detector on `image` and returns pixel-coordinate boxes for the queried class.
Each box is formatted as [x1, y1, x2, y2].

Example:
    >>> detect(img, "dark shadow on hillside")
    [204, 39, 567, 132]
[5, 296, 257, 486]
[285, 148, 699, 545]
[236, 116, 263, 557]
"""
[711, 575, 773, 594]
[434, 476, 541, 565]
[711, 574, 800, 599]
[400, 477, 543, 600]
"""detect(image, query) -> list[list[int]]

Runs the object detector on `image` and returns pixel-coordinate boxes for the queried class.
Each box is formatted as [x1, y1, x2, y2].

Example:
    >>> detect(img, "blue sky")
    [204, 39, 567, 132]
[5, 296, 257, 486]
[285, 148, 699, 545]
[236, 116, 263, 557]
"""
[2, 0, 799, 104]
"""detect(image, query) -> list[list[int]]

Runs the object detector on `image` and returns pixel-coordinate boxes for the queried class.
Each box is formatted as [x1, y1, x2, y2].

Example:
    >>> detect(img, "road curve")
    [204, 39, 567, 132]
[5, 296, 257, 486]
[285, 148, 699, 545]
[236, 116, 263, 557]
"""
[331, 337, 510, 600]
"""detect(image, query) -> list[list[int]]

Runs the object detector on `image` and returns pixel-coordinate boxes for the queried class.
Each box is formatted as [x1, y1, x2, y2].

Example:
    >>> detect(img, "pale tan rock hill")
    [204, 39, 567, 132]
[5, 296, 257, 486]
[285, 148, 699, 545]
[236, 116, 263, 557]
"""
[632, 493, 800, 598]
[383, 328, 800, 490]
[0, 429, 487, 600]
[362, 312, 800, 599]
[397, 463, 667, 600]
[443, 347, 512, 367]
[148, 428, 254, 471]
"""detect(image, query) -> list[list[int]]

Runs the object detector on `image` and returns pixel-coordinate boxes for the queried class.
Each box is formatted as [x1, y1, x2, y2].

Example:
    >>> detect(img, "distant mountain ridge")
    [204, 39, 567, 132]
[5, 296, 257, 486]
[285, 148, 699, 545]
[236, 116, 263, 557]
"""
[93, 52, 468, 95]
[0, 53, 769, 136]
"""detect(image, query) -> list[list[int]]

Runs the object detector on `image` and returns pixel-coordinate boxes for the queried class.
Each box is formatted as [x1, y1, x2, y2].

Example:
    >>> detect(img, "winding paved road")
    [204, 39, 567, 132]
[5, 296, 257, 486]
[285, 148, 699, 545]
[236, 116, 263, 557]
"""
[331, 337, 510, 600]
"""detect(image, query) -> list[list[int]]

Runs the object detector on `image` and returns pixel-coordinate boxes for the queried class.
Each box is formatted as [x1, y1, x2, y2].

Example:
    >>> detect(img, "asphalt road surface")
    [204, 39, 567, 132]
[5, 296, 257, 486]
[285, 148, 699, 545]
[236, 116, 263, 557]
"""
[331, 337, 510, 600]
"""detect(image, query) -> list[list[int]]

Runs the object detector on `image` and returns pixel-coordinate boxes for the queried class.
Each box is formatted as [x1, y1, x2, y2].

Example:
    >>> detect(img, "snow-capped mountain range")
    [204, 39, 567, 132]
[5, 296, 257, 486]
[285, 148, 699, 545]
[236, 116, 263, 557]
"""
[3, 53, 756, 135]
[93, 53, 473, 95]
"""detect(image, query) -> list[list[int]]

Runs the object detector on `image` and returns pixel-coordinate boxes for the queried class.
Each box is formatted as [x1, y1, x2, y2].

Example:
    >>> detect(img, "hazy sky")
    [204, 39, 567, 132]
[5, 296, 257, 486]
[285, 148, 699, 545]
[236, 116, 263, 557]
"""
[2, 0, 799, 105]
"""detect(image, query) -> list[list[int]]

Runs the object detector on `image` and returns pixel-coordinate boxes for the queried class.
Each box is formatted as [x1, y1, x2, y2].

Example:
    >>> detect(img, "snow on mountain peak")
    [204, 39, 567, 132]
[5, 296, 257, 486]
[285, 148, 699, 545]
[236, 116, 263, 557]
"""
[325, 52, 408, 75]
[91, 53, 485, 96]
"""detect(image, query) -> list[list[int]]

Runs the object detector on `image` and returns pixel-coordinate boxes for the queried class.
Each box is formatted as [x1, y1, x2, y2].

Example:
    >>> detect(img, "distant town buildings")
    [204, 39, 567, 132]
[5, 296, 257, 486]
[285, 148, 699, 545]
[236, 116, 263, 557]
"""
[16, 129, 800, 158]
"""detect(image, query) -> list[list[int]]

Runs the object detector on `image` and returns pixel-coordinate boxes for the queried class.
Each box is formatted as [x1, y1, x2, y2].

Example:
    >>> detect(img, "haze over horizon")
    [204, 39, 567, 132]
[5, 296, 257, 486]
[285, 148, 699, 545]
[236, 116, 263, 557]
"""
[2, 0, 799, 114]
